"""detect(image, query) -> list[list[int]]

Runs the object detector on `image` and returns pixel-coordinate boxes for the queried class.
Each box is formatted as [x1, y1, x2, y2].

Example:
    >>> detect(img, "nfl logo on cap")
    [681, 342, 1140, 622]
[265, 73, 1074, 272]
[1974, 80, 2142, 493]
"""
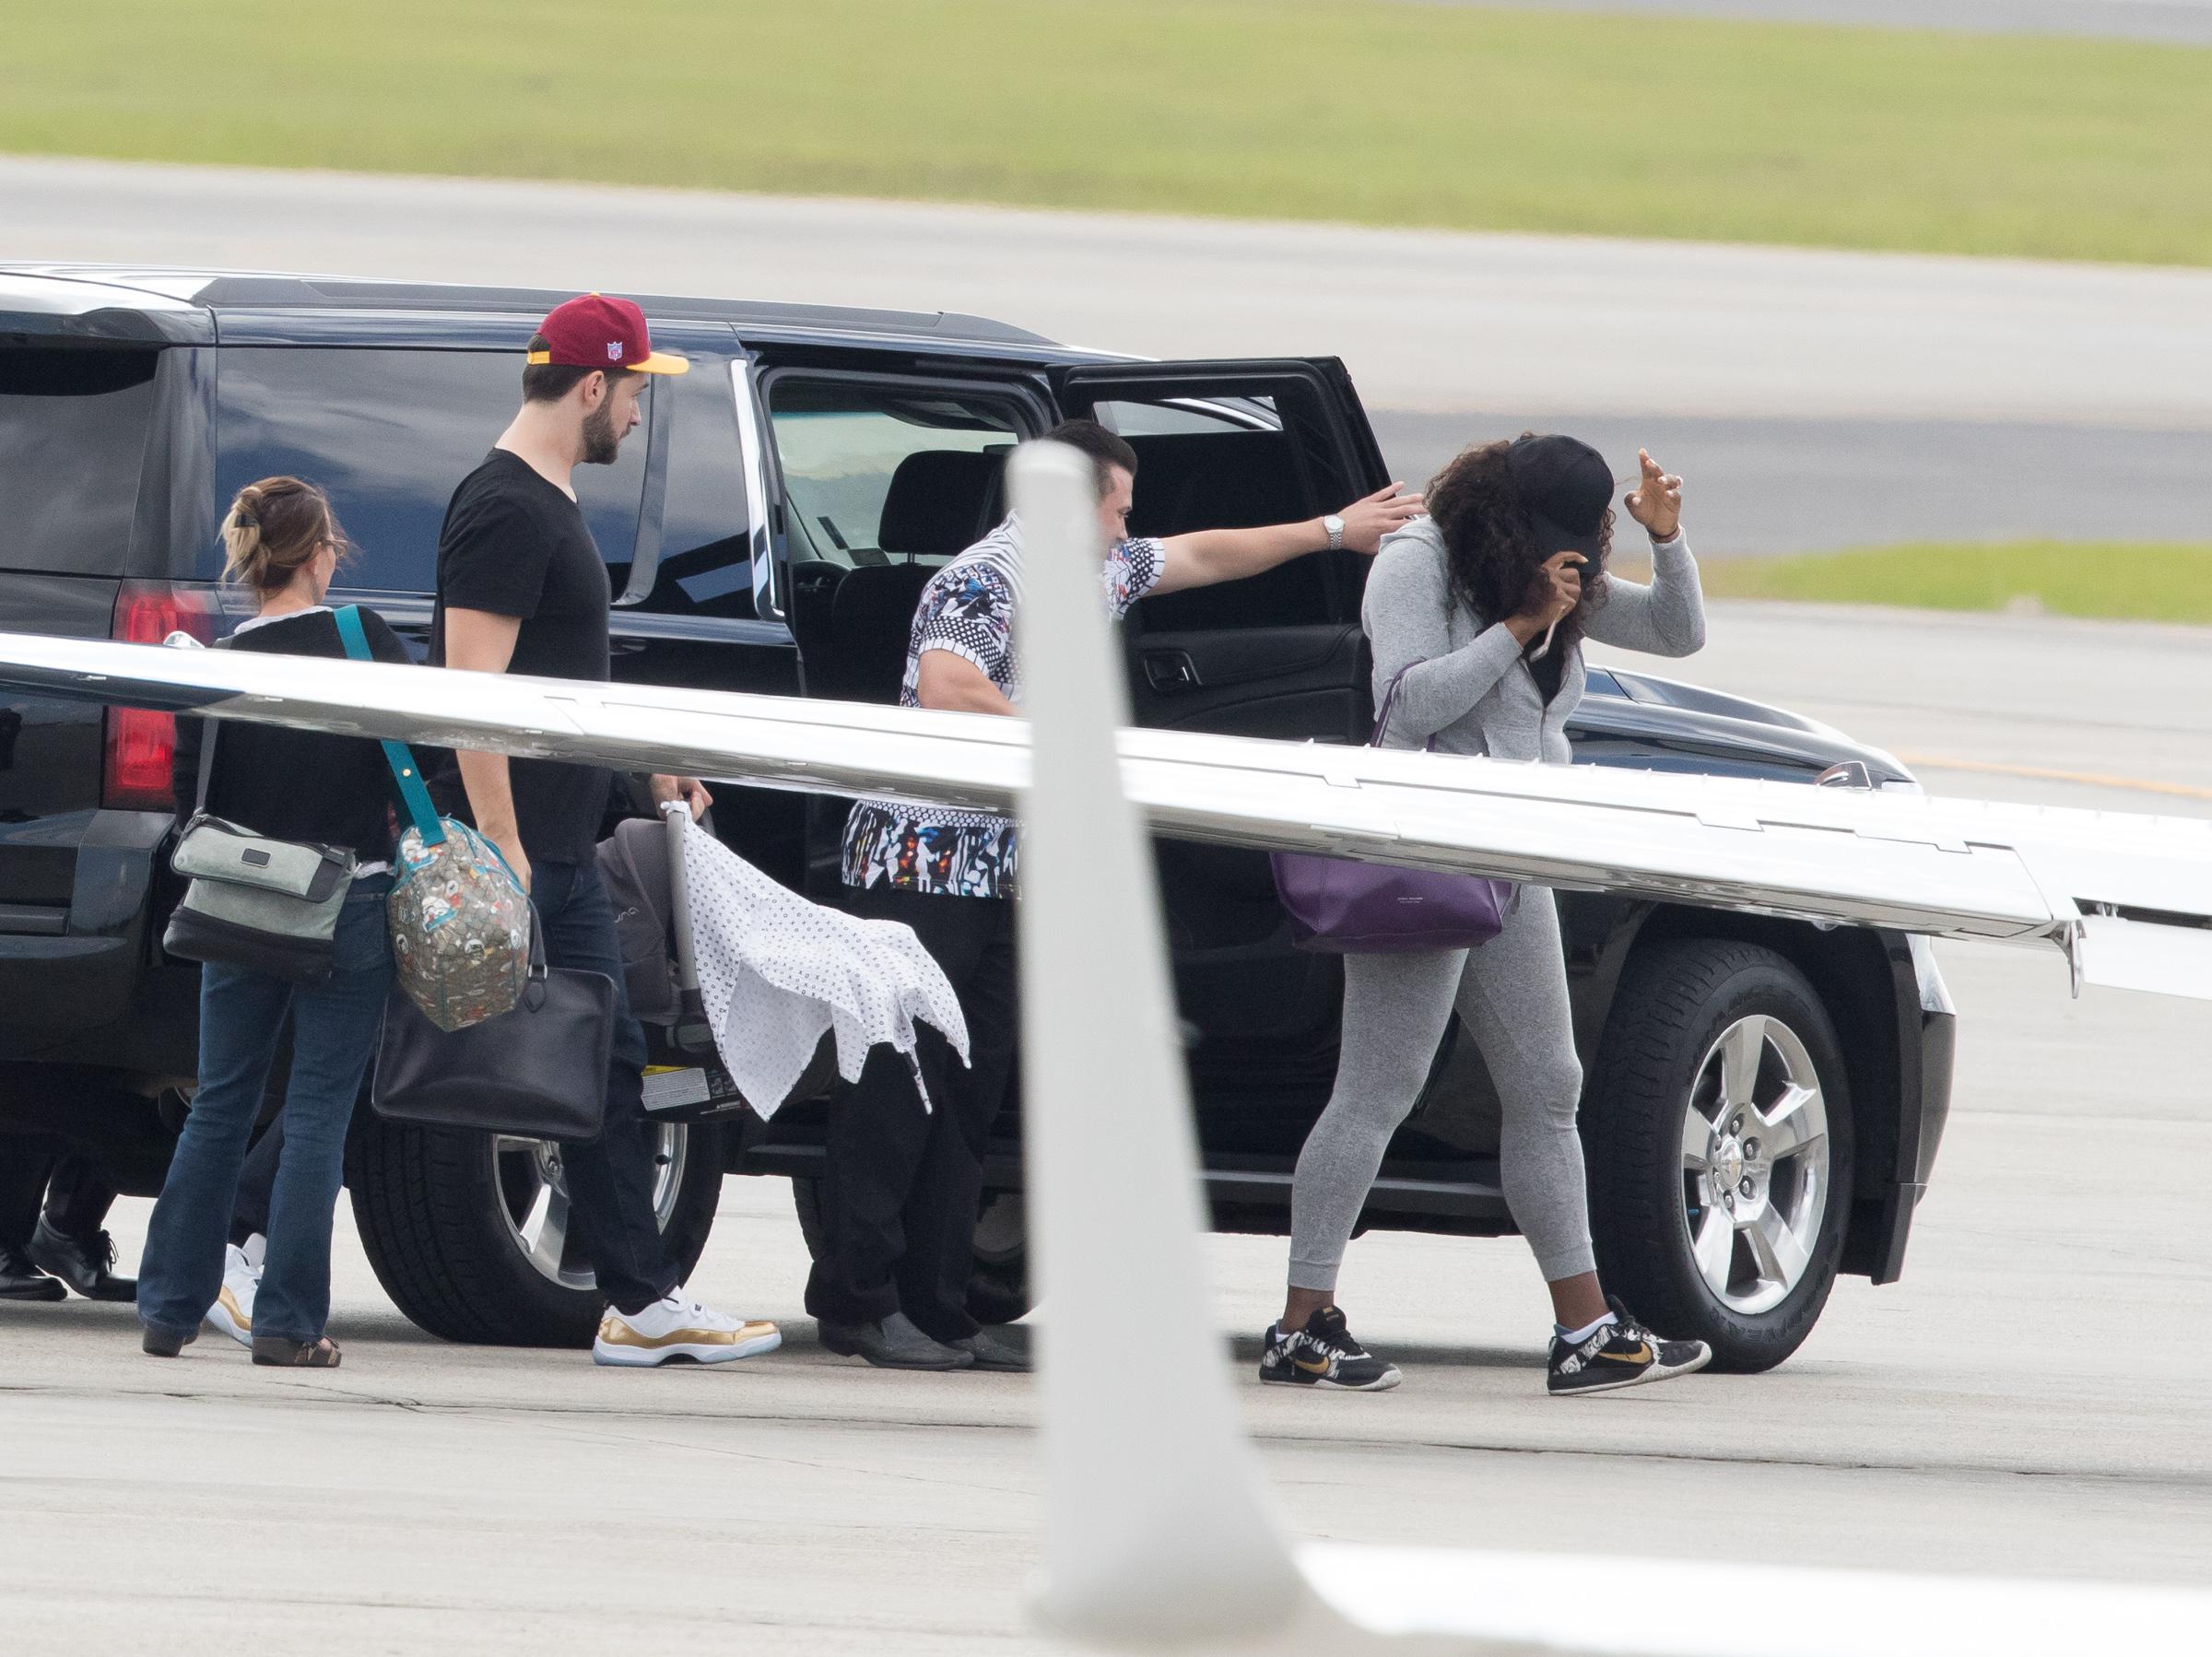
[606, 342, 622, 360]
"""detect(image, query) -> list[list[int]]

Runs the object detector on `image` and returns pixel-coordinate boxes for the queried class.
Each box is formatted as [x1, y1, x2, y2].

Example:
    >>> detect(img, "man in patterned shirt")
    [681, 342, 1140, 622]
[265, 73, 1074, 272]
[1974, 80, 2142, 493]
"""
[808, 419, 1422, 1370]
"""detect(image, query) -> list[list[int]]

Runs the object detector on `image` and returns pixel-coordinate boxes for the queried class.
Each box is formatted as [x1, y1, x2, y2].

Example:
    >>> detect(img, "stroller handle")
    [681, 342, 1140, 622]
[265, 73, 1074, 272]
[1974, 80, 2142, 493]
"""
[661, 800, 701, 994]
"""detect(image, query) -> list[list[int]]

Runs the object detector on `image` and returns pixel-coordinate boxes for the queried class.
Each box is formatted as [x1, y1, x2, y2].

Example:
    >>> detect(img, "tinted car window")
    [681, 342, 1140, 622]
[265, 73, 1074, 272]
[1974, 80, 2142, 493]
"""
[1095, 395, 1276, 436]
[0, 347, 160, 576]
[212, 349, 646, 593]
[1123, 424, 1333, 632]
[635, 361, 754, 616]
[768, 379, 1027, 570]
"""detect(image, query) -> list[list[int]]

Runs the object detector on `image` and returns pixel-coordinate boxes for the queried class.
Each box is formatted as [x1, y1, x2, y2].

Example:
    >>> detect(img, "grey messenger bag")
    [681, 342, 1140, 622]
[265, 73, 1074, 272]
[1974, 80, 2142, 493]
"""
[162, 692, 358, 986]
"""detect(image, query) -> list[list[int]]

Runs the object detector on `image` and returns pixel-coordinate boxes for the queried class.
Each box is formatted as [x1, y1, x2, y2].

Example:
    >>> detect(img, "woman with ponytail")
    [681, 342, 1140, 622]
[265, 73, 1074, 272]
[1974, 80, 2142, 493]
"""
[137, 478, 412, 1368]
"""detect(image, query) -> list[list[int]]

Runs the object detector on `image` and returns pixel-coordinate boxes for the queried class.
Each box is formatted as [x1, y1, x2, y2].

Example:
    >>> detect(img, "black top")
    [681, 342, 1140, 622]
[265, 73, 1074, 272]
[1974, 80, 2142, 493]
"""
[171, 607, 412, 859]
[1528, 644, 1568, 705]
[429, 449, 615, 864]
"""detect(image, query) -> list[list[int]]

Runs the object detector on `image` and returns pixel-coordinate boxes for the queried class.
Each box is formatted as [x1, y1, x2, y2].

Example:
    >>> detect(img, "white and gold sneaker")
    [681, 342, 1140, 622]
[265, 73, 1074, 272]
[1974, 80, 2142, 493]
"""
[205, 1239, 260, 1347]
[593, 1289, 781, 1368]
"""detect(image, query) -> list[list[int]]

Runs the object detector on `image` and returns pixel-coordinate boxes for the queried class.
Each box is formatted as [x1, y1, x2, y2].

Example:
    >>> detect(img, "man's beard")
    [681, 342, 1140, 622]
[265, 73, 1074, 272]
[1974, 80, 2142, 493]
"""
[580, 401, 621, 465]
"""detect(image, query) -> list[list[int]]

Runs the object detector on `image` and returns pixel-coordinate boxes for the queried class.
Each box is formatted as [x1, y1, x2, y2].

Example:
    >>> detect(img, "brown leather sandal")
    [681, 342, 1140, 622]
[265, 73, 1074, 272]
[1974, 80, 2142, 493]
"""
[251, 1334, 341, 1368]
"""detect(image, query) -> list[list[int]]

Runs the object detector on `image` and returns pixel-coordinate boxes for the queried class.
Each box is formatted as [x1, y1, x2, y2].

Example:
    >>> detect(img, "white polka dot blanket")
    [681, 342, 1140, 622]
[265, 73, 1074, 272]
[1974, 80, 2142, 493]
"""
[679, 817, 971, 1116]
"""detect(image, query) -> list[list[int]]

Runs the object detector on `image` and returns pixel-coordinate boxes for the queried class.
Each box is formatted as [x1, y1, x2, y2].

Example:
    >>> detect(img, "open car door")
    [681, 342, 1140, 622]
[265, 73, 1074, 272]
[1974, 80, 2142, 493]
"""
[1051, 358, 1393, 1121]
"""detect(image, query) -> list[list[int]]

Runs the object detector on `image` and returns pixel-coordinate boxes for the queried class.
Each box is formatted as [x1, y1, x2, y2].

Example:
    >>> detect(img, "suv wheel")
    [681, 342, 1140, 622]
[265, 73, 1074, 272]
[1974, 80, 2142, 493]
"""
[790, 1179, 1035, 1327]
[351, 1116, 723, 1347]
[1583, 939, 1855, 1372]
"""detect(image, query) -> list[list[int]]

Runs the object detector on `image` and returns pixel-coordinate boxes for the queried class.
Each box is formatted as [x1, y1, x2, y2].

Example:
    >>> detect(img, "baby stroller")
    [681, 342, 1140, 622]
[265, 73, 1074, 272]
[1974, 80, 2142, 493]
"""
[597, 802, 837, 1119]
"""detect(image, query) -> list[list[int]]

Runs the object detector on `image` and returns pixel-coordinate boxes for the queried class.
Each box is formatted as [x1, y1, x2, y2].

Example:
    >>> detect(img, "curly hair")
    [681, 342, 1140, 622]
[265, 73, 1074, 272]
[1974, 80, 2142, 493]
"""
[1425, 437, 1611, 660]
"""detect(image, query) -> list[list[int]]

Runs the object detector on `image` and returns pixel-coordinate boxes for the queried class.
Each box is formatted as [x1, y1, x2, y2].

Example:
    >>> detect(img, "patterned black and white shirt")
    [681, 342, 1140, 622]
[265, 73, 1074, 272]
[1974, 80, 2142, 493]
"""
[841, 512, 1166, 899]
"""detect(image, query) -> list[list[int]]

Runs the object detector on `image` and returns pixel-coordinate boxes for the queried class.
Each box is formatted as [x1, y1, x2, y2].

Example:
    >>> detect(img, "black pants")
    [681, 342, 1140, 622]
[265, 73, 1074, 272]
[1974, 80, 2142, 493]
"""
[230, 1114, 284, 1246]
[0, 1139, 116, 1245]
[805, 884, 1018, 1344]
[534, 857, 678, 1316]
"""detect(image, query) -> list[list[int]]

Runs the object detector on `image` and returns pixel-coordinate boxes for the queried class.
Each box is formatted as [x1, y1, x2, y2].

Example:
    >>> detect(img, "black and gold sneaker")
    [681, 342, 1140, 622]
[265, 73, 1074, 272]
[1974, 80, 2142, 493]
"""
[1547, 1297, 1710, 1397]
[1258, 1306, 1402, 1392]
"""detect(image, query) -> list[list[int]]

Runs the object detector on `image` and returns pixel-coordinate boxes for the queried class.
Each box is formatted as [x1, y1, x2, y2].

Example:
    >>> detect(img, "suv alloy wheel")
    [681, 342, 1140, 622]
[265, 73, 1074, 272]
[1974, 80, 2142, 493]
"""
[1583, 938, 1856, 1372]
[351, 1116, 724, 1347]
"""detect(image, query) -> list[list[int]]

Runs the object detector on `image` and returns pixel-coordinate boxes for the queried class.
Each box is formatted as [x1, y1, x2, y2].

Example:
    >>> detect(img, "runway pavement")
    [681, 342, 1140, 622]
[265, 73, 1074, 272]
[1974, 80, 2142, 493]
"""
[4, 605, 2209, 1651]
[5, 157, 2211, 555]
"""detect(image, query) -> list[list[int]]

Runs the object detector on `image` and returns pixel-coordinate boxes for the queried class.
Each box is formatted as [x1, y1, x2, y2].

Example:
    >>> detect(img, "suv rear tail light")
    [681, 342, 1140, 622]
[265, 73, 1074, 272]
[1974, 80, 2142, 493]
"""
[103, 582, 220, 812]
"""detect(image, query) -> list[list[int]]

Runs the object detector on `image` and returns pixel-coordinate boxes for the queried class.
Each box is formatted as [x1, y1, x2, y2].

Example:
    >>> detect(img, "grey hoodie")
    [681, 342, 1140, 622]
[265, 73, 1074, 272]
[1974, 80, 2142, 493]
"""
[1361, 517, 1706, 764]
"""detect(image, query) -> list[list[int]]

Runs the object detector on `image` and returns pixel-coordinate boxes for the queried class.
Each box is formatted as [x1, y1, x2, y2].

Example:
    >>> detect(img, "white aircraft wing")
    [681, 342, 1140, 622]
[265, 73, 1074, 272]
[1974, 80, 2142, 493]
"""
[0, 609, 2207, 999]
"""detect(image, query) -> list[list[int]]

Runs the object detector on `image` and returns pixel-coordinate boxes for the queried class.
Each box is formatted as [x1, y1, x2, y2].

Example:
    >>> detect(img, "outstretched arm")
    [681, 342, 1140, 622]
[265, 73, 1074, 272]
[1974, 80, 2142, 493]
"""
[1151, 484, 1423, 595]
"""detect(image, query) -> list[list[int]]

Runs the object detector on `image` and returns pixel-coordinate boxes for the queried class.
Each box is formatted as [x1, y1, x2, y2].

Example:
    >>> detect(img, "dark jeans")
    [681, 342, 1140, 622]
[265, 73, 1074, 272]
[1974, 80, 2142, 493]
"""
[0, 1142, 116, 1245]
[137, 875, 394, 1344]
[805, 883, 1018, 1344]
[532, 858, 677, 1317]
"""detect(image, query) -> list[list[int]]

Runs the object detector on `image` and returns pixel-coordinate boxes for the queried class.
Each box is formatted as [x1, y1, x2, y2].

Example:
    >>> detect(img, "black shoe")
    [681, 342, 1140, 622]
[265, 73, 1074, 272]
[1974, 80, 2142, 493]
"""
[1547, 1297, 1711, 1397]
[142, 1322, 198, 1357]
[28, 1218, 135, 1301]
[952, 1325, 1030, 1372]
[818, 1311, 975, 1370]
[1258, 1306, 1402, 1392]
[0, 1243, 67, 1303]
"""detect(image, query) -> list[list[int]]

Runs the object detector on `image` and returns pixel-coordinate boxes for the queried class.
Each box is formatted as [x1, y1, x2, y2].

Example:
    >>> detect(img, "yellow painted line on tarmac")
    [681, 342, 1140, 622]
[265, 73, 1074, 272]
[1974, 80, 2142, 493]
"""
[1897, 753, 2212, 802]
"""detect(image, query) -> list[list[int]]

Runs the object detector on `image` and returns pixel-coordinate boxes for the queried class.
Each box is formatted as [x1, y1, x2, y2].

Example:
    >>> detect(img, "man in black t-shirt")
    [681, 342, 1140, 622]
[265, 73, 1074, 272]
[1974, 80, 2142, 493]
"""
[433, 294, 778, 1369]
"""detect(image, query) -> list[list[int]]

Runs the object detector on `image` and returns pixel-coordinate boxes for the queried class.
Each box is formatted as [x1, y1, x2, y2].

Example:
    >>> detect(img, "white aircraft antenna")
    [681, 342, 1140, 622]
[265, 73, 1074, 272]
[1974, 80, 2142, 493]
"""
[1010, 441, 1312, 1643]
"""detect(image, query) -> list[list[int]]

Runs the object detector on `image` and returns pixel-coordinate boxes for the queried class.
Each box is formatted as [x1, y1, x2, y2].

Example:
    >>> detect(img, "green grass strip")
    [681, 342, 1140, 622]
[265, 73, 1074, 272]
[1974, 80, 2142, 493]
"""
[1691, 542, 2212, 623]
[3, 2, 2209, 264]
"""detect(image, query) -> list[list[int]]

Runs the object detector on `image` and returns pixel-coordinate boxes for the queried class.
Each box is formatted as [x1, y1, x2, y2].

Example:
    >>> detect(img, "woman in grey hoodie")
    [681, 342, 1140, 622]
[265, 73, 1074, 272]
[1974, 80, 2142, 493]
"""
[1260, 434, 1715, 1397]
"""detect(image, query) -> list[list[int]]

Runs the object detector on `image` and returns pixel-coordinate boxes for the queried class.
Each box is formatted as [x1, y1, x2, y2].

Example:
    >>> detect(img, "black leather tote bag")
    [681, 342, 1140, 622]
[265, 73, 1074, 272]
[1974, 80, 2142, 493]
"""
[371, 914, 615, 1142]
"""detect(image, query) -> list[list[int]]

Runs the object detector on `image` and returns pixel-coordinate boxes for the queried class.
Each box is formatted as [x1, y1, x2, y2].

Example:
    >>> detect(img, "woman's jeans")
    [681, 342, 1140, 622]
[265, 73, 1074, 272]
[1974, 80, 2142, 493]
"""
[137, 875, 394, 1345]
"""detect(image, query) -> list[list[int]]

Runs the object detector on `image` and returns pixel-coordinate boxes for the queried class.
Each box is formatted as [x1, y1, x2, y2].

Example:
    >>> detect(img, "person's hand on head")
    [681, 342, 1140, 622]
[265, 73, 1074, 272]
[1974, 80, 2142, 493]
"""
[1336, 483, 1426, 555]
[1624, 449, 1682, 540]
[1506, 550, 1585, 645]
[1535, 550, 1583, 626]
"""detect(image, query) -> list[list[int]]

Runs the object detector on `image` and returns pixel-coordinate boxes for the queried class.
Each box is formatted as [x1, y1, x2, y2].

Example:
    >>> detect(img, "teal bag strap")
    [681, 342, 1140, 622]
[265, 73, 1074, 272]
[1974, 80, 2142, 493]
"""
[335, 604, 446, 848]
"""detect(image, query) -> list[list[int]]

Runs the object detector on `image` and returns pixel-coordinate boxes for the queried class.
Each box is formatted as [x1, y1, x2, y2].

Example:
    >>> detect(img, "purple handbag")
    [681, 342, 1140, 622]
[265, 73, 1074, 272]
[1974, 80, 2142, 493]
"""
[1269, 664, 1516, 953]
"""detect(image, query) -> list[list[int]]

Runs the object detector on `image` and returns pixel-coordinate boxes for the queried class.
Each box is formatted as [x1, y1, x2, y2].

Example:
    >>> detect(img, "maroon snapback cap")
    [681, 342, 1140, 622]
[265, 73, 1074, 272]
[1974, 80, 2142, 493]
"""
[526, 293, 688, 376]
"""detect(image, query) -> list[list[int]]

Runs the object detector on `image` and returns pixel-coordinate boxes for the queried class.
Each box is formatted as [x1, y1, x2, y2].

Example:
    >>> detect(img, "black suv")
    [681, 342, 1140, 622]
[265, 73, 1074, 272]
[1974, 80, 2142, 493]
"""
[0, 265, 1954, 1369]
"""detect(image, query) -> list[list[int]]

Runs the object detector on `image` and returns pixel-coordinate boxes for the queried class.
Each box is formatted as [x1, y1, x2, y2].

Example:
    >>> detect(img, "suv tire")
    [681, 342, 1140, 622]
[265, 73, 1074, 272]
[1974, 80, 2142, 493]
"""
[350, 1115, 722, 1347]
[790, 1178, 1035, 1328]
[1583, 938, 1854, 1373]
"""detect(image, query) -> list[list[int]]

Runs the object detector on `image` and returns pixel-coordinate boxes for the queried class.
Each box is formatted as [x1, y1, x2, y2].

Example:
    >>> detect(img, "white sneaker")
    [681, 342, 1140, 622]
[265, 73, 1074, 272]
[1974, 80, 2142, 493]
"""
[205, 1239, 262, 1347]
[593, 1290, 781, 1368]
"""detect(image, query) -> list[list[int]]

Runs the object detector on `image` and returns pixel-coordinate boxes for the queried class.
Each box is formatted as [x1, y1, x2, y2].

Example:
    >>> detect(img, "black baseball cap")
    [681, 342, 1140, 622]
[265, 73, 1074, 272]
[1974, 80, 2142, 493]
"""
[1505, 434, 1612, 561]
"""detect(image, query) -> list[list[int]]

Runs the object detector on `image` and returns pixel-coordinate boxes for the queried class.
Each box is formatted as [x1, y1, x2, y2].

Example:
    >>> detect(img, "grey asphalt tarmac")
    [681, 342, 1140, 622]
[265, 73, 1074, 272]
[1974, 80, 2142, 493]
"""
[5, 606, 2210, 1652]
[5, 158, 2210, 556]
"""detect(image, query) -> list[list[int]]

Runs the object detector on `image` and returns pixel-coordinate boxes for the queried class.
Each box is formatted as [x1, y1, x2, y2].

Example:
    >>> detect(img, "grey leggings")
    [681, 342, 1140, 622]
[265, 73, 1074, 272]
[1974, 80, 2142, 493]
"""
[1288, 887, 1595, 1290]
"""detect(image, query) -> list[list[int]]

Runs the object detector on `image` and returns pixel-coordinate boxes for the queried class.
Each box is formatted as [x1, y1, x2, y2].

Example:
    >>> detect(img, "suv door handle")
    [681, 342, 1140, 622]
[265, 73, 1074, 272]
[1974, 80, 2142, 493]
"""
[1143, 650, 1202, 692]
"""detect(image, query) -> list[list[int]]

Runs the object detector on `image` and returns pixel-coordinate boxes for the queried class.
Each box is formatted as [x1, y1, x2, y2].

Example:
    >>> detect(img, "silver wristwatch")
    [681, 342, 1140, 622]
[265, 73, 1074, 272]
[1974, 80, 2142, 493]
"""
[1323, 512, 1346, 552]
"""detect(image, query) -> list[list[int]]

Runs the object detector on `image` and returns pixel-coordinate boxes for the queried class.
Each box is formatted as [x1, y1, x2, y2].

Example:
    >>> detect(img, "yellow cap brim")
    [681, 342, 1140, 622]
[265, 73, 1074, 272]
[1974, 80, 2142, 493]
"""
[523, 349, 689, 375]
